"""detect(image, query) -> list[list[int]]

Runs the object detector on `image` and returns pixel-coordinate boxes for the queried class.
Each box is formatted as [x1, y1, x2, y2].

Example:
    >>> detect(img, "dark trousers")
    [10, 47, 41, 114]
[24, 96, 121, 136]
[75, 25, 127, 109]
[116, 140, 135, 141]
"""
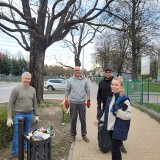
[109, 131, 122, 160]
[70, 103, 87, 137]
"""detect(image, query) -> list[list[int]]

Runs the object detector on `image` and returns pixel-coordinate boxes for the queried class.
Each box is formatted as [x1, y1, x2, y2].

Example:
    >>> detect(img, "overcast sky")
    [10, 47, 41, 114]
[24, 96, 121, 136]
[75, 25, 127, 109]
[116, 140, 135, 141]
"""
[0, 0, 97, 71]
[0, 31, 95, 71]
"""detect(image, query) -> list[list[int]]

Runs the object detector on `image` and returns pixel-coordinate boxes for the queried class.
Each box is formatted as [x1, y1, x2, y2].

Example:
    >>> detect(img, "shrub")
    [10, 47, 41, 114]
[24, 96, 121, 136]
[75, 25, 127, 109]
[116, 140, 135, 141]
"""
[0, 104, 14, 149]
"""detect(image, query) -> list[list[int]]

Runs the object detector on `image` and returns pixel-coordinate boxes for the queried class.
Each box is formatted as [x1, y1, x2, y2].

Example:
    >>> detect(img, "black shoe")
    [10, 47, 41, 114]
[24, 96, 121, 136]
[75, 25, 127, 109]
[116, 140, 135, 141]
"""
[120, 145, 127, 153]
[83, 136, 90, 143]
[70, 136, 75, 143]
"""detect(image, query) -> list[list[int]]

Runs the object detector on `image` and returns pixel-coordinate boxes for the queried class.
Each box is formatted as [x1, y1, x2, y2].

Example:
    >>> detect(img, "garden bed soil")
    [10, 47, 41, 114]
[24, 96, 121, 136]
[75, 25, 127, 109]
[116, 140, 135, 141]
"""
[0, 99, 71, 160]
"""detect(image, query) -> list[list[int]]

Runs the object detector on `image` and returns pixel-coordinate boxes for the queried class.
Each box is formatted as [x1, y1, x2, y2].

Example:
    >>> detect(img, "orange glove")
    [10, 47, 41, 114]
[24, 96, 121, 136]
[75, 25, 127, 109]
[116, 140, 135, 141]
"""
[86, 100, 91, 108]
[64, 100, 69, 109]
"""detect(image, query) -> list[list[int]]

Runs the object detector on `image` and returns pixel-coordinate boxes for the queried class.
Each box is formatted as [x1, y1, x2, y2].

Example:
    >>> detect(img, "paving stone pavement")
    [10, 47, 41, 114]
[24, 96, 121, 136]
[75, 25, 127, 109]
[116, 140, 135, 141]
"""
[68, 81, 160, 160]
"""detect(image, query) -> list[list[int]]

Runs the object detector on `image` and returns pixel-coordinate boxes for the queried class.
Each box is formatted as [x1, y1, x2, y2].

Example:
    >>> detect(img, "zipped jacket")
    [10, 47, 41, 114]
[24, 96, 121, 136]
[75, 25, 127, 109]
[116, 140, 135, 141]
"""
[102, 93, 131, 141]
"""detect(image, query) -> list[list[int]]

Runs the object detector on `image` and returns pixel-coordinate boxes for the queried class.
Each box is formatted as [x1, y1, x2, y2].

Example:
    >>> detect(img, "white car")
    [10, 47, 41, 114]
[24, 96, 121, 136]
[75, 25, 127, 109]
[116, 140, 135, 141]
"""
[44, 79, 66, 91]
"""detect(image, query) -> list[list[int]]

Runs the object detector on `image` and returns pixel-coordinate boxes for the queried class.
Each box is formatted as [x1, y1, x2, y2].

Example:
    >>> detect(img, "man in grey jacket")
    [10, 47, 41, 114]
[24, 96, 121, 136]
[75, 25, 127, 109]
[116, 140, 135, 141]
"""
[65, 66, 90, 143]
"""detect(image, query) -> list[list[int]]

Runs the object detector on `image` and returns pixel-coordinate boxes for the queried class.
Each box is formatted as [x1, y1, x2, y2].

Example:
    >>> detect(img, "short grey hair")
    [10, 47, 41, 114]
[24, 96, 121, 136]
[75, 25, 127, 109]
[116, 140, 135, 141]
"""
[21, 72, 32, 78]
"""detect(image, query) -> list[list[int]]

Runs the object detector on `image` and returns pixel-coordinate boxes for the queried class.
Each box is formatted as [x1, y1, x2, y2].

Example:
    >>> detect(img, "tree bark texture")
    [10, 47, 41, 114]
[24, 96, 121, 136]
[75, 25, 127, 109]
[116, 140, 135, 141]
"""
[29, 37, 46, 104]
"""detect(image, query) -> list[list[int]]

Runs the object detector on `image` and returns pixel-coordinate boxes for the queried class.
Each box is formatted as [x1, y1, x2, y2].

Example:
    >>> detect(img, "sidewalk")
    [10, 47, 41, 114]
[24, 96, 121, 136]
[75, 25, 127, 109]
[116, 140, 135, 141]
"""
[68, 81, 160, 160]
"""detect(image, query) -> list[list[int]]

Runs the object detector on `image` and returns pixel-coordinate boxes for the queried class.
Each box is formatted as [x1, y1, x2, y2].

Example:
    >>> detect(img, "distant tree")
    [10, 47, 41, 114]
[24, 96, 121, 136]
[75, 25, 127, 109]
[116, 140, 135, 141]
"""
[12, 58, 20, 75]
[111, 30, 130, 76]
[94, 31, 115, 70]
[0, 58, 3, 74]
[94, 0, 160, 79]
[0, 55, 12, 75]
[43, 65, 50, 76]
[19, 58, 28, 74]
[62, 23, 99, 68]
[111, 0, 160, 79]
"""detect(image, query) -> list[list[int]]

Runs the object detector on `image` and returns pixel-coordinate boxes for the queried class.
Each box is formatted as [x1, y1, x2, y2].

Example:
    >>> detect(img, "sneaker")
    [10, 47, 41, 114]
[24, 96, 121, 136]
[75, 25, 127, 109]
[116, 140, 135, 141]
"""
[83, 136, 90, 143]
[70, 136, 75, 143]
[120, 144, 127, 153]
[11, 156, 18, 160]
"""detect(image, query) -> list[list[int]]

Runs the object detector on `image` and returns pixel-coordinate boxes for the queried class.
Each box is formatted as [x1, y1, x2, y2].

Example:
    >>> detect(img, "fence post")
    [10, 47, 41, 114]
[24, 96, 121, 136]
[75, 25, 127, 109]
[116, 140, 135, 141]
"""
[140, 77, 144, 104]
[147, 81, 150, 103]
[126, 81, 129, 96]
[18, 117, 24, 160]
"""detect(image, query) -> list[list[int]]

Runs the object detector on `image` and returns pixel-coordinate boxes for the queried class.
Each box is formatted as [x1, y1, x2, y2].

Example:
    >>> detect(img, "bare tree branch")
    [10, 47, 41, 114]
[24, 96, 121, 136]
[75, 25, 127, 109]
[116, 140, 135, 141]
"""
[0, 23, 29, 32]
[54, 55, 74, 69]
[0, 27, 30, 51]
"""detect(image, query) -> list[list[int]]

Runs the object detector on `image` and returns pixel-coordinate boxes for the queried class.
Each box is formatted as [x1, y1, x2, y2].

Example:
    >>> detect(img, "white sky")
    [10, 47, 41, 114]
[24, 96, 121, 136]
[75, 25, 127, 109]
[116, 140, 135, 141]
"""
[0, 31, 95, 71]
[0, 0, 97, 71]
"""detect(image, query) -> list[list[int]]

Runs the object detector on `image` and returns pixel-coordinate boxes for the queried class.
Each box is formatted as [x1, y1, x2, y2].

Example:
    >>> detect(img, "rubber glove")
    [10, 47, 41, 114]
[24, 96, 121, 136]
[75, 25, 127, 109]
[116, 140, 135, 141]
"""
[86, 100, 91, 108]
[64, 100, 69, 109]
[35, 116, 39, 122]
[7, 118, 13, 127]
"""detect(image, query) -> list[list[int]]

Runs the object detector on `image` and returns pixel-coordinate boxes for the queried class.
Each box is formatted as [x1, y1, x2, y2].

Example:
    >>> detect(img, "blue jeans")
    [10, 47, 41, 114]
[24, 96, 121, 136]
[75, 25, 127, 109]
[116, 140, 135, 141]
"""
[12, 112, 33, 156]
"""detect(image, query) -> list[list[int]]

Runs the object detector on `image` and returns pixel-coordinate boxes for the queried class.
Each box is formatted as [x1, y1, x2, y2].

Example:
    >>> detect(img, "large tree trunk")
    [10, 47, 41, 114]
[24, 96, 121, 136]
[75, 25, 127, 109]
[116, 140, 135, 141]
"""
[131, 0, 137, 81]
[29, 37, 46, 104]
[75, 55, 81, 66]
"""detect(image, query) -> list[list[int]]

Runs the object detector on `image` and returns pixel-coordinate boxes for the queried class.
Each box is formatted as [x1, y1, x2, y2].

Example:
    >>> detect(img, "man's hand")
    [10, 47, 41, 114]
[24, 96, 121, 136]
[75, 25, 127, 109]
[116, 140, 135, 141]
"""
[86, 100, 91, 108]
[7, 118, 13, 127]
[64, 100, 69, 109]
[35, 116, 39, 122]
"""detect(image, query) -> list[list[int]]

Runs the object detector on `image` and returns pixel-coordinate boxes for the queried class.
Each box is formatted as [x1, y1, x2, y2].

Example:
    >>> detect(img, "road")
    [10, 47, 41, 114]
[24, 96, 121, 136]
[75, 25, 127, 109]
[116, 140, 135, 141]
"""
[0, 81, 159, 104]
[0, 81, 97, 103]
[0, 82, 20, 103]
[0, 82, 66, 103]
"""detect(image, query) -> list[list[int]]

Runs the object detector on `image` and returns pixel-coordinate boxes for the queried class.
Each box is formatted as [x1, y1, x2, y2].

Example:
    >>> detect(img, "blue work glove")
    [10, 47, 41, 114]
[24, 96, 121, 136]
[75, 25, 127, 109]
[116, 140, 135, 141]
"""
[115, 96, 124, 105]
[110, 103, 119, 116]
[110, 94, 124, 115]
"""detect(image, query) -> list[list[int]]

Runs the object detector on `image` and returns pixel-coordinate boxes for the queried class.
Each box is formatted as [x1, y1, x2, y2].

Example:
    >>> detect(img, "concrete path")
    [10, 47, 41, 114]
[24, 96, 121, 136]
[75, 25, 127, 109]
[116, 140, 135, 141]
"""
[68, 81, 160, 160]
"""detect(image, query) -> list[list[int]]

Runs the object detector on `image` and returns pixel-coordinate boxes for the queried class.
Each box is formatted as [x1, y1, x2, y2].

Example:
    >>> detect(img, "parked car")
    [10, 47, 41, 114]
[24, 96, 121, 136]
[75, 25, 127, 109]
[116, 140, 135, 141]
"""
[44, 79, 66, 91]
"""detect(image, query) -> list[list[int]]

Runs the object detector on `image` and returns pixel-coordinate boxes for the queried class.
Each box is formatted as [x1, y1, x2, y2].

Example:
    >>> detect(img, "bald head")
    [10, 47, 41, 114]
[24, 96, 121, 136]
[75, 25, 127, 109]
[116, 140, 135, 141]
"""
[74, 66, 80, 71]
[74, 66, 81, 78]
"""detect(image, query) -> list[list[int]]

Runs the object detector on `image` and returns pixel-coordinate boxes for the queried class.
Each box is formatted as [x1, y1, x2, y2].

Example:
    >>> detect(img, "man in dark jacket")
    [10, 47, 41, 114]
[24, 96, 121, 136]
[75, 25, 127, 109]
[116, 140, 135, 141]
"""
[96, 68, 127, 153]
[97, 68, 114, 120]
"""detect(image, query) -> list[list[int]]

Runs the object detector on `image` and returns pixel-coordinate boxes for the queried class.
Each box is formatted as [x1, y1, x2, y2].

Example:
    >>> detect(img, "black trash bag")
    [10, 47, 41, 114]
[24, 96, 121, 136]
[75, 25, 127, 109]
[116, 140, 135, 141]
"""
[98, 125, 112, 153]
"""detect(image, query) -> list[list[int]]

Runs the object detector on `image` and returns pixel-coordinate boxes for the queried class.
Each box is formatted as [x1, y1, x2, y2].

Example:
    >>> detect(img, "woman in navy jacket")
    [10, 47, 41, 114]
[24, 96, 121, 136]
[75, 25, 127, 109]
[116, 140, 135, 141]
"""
[100, 76, 132, 160]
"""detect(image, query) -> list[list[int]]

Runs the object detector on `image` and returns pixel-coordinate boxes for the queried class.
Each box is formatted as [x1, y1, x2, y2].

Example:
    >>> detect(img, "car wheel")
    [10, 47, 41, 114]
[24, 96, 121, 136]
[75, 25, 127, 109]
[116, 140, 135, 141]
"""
[47, 85, 53, 91]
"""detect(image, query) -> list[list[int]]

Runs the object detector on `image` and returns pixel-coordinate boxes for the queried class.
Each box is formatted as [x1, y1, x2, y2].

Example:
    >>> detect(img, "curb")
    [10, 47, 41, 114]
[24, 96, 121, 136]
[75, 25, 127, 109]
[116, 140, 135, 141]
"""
[67, 142, 76, 160]
[67, 119, 80, 160]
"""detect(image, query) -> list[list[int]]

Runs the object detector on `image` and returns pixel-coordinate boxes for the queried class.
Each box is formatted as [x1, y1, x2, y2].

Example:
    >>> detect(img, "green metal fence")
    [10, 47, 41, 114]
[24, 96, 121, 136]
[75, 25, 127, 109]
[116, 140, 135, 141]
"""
[91, 76, 160, 105]
[124, 80, 160, 105]
[0, 75, 66, 82]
